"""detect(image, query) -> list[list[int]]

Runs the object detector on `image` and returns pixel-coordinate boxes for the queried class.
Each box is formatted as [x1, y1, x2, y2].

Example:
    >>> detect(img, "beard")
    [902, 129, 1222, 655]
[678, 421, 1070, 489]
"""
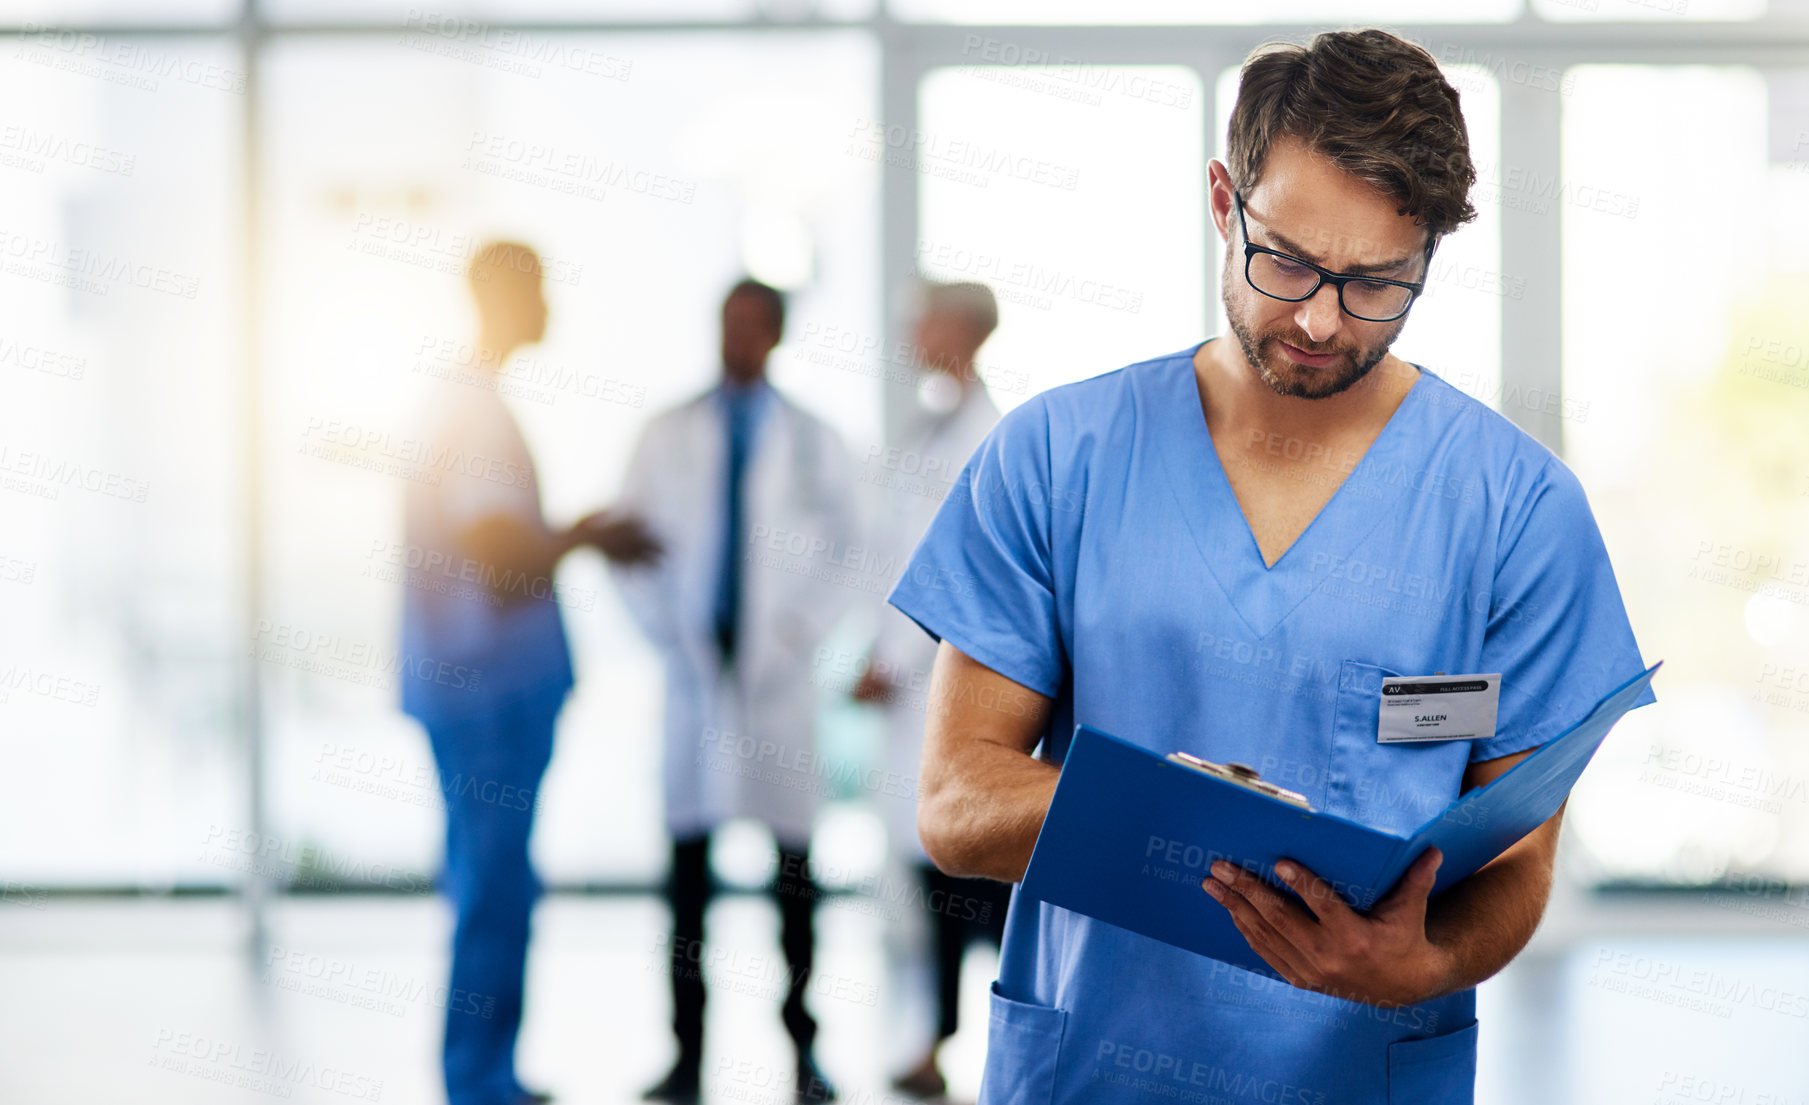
[1223, 267, 1403, 399]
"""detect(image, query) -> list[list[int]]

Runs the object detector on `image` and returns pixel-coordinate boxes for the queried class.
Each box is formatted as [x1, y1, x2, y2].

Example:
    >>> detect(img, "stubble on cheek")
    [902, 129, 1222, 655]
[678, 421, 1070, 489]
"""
[1224, 291, 1398, 400]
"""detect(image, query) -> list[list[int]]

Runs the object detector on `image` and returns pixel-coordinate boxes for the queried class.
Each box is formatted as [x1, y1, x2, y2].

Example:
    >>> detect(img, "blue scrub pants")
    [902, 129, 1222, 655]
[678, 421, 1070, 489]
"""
[426, 691, 561, 1105]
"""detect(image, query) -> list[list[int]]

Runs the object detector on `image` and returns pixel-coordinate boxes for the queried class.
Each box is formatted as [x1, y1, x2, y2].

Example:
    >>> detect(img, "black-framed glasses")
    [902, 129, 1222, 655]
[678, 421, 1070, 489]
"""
[1232, 189, 1434, 323]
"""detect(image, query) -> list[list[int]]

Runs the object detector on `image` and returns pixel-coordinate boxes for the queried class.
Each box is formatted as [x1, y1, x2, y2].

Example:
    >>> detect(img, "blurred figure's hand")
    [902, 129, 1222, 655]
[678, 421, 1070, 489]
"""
[578, 510, 662, 566]
[851, 667, 891, 703]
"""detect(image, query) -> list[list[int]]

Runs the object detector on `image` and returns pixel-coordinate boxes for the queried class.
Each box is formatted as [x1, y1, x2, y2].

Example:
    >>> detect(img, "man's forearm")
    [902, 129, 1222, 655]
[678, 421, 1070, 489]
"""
[1422, 822, 1560, 996]
[916, 643, 1060, 884]
[919, 744, 1058, 883]
[460, 516, 576, 599]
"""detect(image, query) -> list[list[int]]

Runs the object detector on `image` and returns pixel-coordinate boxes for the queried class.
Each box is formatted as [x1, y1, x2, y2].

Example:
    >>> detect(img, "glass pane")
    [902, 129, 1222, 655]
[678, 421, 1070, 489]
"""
[259, 31, 879, 886]
[0, 0, 236, 23]
[258, 0, 760, 22]
[916, 64, 1206, 409]
[0, 37, 243, 885]
[1533, 0, 1762, 20]
[1560, 66, 1809, 887]
[1214, 63, 1504, 406]
[892, 0, 1520, 23]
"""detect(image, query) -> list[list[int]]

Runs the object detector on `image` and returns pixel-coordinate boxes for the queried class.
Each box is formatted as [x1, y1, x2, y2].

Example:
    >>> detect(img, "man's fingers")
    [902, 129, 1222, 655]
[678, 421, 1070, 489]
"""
[600, 519, 664, 564]
[1272, 859, 1358, 932]
[1208, 863, 1318, 959]
[1205, 879, 1312, 986]
[1234, 916, 1312, 988]
[1211, 863, 1313, 935]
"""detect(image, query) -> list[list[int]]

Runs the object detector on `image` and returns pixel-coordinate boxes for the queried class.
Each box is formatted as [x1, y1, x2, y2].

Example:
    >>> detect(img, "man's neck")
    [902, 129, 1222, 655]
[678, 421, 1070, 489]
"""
[473, 331, 521, 375]
[1194, 336, 1416, 446]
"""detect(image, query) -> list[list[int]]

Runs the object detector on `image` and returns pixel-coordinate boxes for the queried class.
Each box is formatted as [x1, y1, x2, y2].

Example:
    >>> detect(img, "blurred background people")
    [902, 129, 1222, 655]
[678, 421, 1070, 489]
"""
[850, 281, 1009, 1100]
[401, 240, 659, 1105]
[612, 278, 861, 1104]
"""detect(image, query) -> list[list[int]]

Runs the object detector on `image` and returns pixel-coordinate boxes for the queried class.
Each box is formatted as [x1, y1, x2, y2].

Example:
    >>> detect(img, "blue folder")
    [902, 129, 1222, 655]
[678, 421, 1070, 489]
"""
[1019, 662, 1661, 980]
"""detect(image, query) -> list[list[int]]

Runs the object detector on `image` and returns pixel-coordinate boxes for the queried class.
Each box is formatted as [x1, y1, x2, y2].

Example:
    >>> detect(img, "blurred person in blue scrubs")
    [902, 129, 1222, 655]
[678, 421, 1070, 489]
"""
[612, 278, 860, 1105]
[402, 240, 658, 1105]
[847, 280, 1010, 1100]
[891, 30, 1657, 1105]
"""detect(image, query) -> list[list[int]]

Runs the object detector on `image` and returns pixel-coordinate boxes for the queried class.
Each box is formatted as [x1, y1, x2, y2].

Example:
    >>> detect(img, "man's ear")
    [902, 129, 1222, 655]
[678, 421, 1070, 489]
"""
[1206, 161, 1235, 243]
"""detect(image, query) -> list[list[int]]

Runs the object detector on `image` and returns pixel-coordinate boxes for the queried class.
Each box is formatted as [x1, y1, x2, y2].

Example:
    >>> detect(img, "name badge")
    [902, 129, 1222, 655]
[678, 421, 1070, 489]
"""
[1377, 673, 1501, 744]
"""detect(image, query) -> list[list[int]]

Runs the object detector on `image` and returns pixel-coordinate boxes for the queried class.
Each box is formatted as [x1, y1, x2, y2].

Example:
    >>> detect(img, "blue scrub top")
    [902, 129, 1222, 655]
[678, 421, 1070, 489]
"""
[887, 340, 1656, 1105]
[400, 389, 573, 731]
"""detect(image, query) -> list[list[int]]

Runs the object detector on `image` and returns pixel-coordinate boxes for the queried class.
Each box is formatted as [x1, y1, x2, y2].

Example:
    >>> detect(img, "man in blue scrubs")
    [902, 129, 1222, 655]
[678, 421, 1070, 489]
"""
[403, 240, 658, 1105]
[888, 29, 1656, 1105]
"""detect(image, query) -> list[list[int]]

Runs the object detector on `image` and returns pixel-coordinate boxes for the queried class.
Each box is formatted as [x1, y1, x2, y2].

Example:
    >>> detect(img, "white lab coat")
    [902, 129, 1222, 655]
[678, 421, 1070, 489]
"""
[614, 384, 861, 847]
[866, 384, 1001, 860]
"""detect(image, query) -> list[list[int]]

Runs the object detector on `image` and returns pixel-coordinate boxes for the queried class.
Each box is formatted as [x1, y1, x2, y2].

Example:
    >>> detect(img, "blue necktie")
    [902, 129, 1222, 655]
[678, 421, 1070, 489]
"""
[714, 391, 753, 663]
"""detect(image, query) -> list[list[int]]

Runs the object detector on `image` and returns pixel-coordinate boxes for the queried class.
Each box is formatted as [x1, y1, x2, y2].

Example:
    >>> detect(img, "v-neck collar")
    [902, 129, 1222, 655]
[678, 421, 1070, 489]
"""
[1153, 338, 1431, 639]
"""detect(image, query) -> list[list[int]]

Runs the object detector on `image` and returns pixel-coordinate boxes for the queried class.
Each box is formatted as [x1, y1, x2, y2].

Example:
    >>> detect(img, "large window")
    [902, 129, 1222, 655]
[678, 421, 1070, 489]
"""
[3, 9, 1807, 901]
[0, 35, 242, 886]
[1561, 64, 1809, 888]
[917, 64, 1206, 407]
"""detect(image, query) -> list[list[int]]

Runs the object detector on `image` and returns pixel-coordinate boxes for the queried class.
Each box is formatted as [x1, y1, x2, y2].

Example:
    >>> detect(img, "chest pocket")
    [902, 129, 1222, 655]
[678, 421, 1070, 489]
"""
[1322, 660, 1473, 837]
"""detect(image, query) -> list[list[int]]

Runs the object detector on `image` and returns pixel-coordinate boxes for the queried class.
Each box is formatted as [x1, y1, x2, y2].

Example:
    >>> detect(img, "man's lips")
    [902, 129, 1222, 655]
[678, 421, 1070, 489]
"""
[1278, 340, 1339, 367]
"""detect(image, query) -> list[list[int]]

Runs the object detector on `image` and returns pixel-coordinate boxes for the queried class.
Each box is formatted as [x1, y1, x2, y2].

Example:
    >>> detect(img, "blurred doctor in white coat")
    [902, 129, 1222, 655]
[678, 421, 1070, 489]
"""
[614, 278, 859, 1105]
[851, 281, 1011, 1100]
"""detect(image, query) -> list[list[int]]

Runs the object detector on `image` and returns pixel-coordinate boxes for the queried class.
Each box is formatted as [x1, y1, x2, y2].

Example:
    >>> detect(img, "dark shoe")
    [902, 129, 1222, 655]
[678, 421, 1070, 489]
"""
[642, 1060, 701, 1105]
[514, 1091, 555, 1105]
[796, 1051, 837, 1102]
[891, 1051, 947, 1099]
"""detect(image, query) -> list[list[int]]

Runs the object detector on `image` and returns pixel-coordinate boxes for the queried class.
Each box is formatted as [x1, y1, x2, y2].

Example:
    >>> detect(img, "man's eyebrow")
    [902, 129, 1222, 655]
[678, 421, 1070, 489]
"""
[1260, 226, 1418, 276]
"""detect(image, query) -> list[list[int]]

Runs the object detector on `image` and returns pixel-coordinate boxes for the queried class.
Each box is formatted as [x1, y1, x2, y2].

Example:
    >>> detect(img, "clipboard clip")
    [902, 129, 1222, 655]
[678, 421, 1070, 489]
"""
[1165, 752, 1315, 812]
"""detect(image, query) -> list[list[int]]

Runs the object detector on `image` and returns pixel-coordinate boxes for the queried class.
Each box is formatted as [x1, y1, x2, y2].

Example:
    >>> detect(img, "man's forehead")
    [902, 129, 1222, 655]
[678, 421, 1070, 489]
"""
[1247, 139, 1428, 268]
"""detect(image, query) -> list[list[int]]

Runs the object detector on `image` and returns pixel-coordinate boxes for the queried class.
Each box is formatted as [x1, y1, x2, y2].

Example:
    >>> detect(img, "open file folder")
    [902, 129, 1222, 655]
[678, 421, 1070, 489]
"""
[1019, 662, 1661, 980]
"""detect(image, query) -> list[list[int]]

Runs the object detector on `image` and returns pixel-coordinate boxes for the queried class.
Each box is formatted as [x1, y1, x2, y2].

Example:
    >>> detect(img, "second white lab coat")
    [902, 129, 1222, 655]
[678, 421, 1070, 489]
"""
[866, 384, 1001, 860]
[614, 384, 861, 847]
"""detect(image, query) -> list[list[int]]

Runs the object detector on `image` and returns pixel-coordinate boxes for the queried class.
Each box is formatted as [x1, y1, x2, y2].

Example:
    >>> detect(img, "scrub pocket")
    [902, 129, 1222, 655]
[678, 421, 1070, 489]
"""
[1324, 660, 1474, 838]
[979, 982, 1067, 1105]
[1387, 1019, 1479, 1104]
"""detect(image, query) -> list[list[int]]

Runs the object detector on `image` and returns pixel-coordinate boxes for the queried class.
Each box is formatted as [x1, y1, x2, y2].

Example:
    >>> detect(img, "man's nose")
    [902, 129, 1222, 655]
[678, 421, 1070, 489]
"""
[1293, 283, 1343, 346]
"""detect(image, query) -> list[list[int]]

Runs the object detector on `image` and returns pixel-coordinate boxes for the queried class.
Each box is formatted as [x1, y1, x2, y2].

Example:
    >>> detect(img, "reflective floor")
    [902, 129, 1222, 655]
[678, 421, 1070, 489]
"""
[4, 892, 1808, 1104]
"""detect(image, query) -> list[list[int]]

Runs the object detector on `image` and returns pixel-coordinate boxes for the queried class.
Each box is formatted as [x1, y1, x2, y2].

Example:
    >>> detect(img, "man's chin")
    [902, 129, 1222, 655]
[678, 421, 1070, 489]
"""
[1261, 350, 1358, 399]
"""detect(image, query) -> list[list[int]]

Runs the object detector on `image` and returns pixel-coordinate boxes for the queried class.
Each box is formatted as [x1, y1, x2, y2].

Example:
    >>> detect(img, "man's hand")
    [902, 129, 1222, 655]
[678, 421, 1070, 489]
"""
[850, 667, 891, 703]
[1202, 848, 1454, 1007]
[576, 510, 662, 566]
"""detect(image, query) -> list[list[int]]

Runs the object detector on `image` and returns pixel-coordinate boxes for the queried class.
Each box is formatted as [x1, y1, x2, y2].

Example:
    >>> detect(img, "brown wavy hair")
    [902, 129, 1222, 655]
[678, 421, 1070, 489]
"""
[1227, 28, 1478, 243]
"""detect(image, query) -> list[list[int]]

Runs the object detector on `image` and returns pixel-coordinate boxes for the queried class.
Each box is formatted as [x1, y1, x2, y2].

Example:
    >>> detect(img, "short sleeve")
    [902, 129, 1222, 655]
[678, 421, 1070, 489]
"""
[1469, 454, 1657, 763]
[885, 397, 1064, 698]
